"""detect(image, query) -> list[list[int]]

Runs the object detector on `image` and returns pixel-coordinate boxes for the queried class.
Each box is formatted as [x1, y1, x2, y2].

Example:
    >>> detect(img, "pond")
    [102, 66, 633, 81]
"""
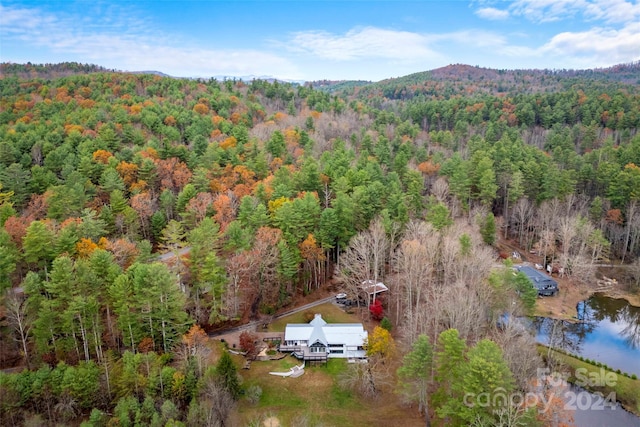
[569, 384, 640, 427]
[533, 293, 640, 377]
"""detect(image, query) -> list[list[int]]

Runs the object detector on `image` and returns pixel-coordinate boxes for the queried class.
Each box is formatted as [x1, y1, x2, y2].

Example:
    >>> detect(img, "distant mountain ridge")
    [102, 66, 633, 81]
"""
[3, 61, 639, 97]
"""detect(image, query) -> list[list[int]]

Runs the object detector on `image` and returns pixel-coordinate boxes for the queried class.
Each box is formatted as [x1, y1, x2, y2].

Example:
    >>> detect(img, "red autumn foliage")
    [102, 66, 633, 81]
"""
[369, 299, 384, 321]
[239, 331, 258, 355]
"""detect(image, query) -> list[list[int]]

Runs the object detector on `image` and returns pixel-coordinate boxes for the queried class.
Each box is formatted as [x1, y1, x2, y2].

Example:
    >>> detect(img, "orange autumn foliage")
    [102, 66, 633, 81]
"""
[79, 99, 96, 109]
[211, 115, 225, 127]
[299, 233, 325, 262]
[116, 161, 139, 185]
[129, 180, 148, 193]
[164, 115, 177, 126]
[606, 209, 623, 225]
[193, 103, 210, 115]
[417, 161, 440, 176]
[4, 216, 30, 248]
[230, 112, 244, 124]
[76, 238, 99, 258]
[273, 112, 288, 123]
[93, 150, 114, 164]
[220, 136, 237, 150]
[64, 124, 84, 135]
[138, 147, 159, 160]
[181, 324, 208, 350]
[212, 193, 236, 230]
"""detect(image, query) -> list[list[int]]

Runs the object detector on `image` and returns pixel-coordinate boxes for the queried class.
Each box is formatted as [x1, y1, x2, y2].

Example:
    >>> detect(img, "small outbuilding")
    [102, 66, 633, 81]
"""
[361, 280, 388, 303]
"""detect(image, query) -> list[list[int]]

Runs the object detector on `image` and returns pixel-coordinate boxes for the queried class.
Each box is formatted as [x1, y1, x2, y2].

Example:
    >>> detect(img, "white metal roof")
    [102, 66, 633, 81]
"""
[284, 314, 367, 347]
[361, 280, 389, 295]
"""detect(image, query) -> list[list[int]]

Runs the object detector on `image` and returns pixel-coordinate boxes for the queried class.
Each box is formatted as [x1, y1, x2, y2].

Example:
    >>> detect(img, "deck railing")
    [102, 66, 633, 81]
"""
[279, 345, 328, 361]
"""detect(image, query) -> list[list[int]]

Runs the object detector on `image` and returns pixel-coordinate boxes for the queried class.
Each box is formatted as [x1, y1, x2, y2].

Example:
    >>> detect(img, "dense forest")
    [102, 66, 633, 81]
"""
[1, 61, 639, 426]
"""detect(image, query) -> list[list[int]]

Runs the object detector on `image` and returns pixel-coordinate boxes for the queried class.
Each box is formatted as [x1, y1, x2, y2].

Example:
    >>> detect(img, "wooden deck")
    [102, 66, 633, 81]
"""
[278, 345, 328, 362]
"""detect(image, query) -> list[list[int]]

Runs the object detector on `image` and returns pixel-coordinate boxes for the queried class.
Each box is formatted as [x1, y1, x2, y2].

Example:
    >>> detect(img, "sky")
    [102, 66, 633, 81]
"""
[1, 0, 639, 82]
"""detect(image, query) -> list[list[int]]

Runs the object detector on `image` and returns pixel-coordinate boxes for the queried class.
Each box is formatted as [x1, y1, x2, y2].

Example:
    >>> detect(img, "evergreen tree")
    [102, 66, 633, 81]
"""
[480, 212, 496, 246]
[215, 352, 241, 400]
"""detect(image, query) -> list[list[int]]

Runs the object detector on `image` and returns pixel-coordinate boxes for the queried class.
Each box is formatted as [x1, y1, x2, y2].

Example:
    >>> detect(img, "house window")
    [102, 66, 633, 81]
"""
[310, 343, 325, 353]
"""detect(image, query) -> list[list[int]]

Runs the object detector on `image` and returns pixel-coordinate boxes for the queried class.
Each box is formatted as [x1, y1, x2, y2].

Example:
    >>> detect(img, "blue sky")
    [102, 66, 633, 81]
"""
[1, 0, 639, 81]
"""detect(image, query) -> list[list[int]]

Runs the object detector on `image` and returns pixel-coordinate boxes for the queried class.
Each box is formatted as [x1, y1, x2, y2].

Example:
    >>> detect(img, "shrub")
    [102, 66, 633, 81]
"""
[380, 317, 393, 331]
[369, 299, 384, 321]
[245, 385, 262, 405]
[303, 311, 315, 323]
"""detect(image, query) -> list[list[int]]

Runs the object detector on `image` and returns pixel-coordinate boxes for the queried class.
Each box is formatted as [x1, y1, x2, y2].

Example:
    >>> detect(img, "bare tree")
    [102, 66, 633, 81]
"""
[224, 252, 255, 319]
[629, 258, 640, 292]
[430, 177, 449, 203]
[512, 198, 534, 247]
[439, 282, 492, 342]
[493, 321, 543, 391]
[4, 291, 32, 369]
[536, 228, 557, 266]
[248, 227, 281, 312]
[338, 361, 389, 399]
[623, 200, 639, 262]
[557, 215, 578, 265]
[338, 217, 389, 307]
[199, 378, 236, 427]
[393, 239, 433, 341]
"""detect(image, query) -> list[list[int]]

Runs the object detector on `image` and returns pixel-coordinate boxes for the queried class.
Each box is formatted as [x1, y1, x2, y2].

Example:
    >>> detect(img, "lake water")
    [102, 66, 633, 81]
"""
[533, 294, 640, 377]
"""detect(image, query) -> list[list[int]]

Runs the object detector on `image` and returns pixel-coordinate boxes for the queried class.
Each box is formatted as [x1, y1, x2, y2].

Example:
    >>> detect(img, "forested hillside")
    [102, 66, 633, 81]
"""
[1, 62, 639, 426]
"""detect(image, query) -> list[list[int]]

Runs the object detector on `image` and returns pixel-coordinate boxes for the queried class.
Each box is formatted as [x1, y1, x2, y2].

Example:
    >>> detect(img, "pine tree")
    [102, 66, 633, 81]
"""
[215, 352, 240, 400]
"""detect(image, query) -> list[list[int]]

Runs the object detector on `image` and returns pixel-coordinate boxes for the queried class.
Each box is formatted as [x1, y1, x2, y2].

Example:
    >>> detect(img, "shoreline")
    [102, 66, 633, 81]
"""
[533, 272, 640, 321]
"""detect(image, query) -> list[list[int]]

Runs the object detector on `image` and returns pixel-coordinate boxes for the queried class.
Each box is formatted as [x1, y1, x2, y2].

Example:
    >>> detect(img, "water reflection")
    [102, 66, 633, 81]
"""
[534, 294, 640, 376]
[583, 295, 640, 350]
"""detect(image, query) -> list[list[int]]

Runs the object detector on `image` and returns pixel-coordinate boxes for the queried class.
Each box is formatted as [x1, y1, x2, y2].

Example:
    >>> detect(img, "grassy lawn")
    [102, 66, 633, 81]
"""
[267, 302, 364, 332]
[233, 305, 424, 427]
[539, 345, 640, 416]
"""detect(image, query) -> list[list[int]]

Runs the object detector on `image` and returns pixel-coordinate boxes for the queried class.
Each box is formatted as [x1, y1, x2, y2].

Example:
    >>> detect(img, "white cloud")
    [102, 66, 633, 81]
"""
[283, 27, 440, 61]
[0, 4, 302, 79]
[510, 0, 640, 24]
[475, 7, 510, 20]
[541, 21, 640, 65]
[510, 0, 587, 23]
[583, 0, 640, 23]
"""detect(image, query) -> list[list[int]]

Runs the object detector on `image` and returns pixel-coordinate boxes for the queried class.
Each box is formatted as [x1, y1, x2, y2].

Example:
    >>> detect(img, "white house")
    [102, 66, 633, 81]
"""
[280, 314, 368, 362]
